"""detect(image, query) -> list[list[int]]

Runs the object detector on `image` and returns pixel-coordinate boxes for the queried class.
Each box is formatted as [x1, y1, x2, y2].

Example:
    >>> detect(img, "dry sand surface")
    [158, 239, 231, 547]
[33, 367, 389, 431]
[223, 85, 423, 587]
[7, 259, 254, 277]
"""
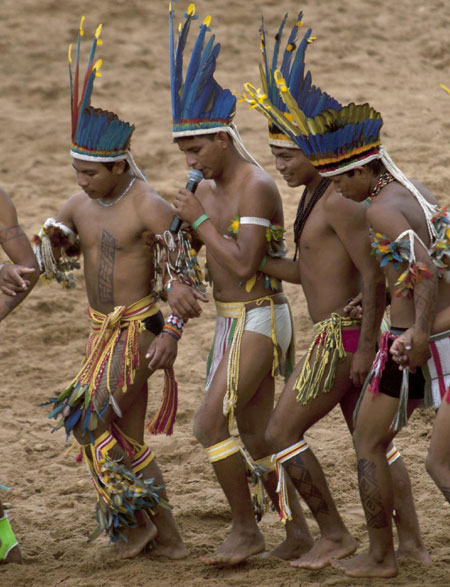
[1, 0, 450, 585]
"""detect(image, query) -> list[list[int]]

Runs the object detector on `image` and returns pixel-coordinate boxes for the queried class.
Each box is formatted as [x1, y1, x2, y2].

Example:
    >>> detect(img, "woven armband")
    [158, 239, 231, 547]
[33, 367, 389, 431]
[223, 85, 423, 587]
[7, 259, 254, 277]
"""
[162, 313, 186, 341]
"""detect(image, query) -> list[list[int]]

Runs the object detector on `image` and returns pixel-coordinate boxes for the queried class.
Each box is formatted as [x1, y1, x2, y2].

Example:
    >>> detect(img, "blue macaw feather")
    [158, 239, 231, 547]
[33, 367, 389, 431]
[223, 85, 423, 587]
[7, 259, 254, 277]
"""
[181, 22, 208, 105]
[287, 28, 311, 92]
[271, 13, 288, 85]
[173, 11, 195, 115]
[280, 15, 303, 85]
[259, 16, 271, 101]
[183, 39, 220, 118]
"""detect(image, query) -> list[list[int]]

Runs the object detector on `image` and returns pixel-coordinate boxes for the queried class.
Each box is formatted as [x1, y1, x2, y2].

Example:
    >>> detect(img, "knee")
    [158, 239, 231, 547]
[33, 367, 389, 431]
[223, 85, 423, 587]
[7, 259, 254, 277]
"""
[192, 407, 227, 448]
[264, 418, 294, 453]
[72, 423, 90, 446]
[425, 449, 443, 484]
[352, 426, 387, 456]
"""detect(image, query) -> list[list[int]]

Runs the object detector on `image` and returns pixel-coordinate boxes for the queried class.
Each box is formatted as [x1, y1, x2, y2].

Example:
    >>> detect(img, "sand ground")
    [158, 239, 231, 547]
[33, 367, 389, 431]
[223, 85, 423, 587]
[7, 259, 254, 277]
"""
[1, 0, 449, 585]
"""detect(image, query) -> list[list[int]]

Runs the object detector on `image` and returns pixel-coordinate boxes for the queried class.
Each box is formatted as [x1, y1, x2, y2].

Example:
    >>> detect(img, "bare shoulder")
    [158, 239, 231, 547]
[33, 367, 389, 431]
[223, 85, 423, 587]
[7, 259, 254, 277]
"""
[324, 188, 366, 226]
[133, 179, 173, 234]
[238, 163, 281, 216]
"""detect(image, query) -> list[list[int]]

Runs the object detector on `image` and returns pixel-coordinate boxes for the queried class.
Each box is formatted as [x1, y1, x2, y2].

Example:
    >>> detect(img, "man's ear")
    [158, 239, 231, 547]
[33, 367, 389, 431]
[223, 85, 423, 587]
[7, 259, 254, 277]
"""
[215, 130, 229, 149]
[112, 160, 127, 175]
[354, 166, 366, 176]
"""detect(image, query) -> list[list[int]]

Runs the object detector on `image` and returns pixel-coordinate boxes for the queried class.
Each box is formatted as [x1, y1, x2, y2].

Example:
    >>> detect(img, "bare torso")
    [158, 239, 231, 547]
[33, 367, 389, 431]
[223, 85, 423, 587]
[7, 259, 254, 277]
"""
[59, 179, 173, 314]
[197, 163, 284, 302]
[297, 186, 361, 323]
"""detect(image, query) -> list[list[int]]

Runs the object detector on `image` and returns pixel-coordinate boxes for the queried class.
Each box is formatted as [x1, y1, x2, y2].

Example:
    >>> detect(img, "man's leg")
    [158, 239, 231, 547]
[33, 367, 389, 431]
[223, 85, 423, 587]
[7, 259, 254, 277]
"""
[236, 362, 314, 560]
[426, 398, 450, 503]
[266, 352, 357, 570]
[0, 499, 22, 564]
[72, 331, 166, 558]
[340, 392, 431, 563]
[193, 330, 284, 565]
[115, 380, 187, 560]
[332, 390, 400, 578]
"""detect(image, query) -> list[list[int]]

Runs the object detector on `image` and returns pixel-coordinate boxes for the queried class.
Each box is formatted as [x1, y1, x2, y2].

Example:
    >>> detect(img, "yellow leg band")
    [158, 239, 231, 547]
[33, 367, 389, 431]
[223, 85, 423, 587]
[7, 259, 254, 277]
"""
[206, 437, 241, 463]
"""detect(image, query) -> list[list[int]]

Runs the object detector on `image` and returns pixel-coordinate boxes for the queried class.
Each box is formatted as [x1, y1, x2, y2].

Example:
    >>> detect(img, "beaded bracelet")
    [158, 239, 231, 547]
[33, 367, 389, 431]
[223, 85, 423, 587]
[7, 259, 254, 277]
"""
[192, 214, 209, 231]
[164, 277, 178, 292]
[162, 313, 186, 341]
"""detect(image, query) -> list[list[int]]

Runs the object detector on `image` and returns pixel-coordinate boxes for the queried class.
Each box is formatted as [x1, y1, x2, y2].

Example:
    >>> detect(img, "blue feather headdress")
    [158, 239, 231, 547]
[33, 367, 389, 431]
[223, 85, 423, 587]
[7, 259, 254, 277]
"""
[169, 3, 236, 137]
[297, 103, 384, 176]
[69, 18, 135, 163]
[242, 11, 341, 149]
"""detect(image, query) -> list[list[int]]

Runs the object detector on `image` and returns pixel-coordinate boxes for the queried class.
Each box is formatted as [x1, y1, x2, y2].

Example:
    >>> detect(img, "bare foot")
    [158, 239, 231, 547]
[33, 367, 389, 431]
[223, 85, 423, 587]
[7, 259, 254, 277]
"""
[146, 538, 188, 560]
[331, 551, 398, 578]
[397, 544, 432, 565]
[263, 534, 314, 561]
[116, 516, 157, 559]
[290, 534, 356, 569]
[201, 528, 265, 566]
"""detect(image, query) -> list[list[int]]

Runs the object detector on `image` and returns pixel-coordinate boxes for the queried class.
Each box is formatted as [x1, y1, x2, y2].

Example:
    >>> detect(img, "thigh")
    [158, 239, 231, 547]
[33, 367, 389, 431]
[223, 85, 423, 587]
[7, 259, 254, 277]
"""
[429, 399, 450, 463]
[273, 348, 355, 436]
[355, 388, 400, 449]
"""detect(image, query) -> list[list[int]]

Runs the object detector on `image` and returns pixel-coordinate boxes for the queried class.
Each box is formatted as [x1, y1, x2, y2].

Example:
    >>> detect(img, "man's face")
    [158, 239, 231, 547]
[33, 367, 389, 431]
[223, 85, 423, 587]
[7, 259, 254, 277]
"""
[270, 145, 317, 187]
[176, 135, 222, 180]
[72, 159, 118, 199]
[330, 168, 369, 202]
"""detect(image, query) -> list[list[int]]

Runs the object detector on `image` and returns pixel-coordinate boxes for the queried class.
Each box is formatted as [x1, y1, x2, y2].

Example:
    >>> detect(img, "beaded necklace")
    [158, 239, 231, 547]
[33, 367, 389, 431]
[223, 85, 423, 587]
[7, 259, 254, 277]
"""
[97, 176, 136, 207]
[293, 177, 330, 260]
[370, 171, 395, 199]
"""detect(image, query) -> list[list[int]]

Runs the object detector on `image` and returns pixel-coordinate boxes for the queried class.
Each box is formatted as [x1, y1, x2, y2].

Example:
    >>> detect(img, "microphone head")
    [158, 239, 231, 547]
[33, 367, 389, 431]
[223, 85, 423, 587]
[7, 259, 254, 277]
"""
[188, 169, 203, 183]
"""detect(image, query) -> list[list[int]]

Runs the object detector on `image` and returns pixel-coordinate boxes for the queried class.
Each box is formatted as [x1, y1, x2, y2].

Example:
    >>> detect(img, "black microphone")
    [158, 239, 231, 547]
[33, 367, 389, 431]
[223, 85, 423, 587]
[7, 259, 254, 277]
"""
[170, 169, 204, 233]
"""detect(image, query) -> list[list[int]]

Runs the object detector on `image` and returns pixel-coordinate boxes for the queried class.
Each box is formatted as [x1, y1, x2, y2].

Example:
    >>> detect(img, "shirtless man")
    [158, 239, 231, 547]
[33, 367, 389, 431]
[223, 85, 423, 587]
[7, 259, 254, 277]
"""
[168, 4, 312, 565]
[242, 13, 431, 571]
[281, 96, 449, 577]
[33, 20, 190, 560]
[0, 186, 38, 564]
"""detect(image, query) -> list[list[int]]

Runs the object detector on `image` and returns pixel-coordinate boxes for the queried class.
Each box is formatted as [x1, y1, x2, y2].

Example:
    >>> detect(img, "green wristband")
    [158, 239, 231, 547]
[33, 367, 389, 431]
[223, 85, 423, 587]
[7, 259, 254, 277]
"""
[192, 214, 209, 231]
[258, 256, 267, 271]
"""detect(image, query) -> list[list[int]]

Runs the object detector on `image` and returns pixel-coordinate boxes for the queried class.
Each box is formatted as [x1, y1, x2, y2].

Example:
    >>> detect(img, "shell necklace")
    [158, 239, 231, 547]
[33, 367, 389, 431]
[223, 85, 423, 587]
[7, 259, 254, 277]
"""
[97, 176, 136, 207]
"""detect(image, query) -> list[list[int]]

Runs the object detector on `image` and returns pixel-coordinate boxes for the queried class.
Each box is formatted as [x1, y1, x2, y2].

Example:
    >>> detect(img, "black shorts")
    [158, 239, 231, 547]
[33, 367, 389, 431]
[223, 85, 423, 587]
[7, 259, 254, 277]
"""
[143, 311, 164, 336]
[378, 330, 425, 400]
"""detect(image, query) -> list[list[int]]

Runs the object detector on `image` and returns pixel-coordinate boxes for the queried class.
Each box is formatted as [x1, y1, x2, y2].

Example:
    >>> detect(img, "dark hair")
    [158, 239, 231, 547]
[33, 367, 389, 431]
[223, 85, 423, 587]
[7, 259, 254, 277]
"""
[345, 158, 384, 177]
[101, 160, 129, 172]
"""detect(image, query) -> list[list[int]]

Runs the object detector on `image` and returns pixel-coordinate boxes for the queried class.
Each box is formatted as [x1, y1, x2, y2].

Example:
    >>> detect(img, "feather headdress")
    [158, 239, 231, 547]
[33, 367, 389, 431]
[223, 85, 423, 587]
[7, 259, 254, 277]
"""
[69, 18, 145, 179]
[169, 3, 260, 166]
[169, 3, 236, 136]
[241, 11, 341, 149]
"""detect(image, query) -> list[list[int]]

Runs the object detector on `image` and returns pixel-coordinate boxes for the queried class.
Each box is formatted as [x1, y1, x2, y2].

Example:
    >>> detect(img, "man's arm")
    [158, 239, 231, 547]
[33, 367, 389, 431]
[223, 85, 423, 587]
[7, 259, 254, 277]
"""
[368, 200, 438, 371]
[0, 188, 39, 320]
[327, 193, 386, 385]
[262, 256, 301, 284]
[138, 188, 208, 319]
[173, 176, 278, 281]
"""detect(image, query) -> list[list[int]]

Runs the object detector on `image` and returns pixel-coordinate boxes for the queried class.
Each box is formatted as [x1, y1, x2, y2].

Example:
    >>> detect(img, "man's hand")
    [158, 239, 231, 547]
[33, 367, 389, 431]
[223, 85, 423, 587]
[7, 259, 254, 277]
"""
[390, 327, 430, 373]
[350, 348, 375, 386]
[173, 188, 205, 225]
[146, 332, 178, 371]
[344, 293, 363, 320]
[167, 281, 208, 320]
[0, 264, 36, 296]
